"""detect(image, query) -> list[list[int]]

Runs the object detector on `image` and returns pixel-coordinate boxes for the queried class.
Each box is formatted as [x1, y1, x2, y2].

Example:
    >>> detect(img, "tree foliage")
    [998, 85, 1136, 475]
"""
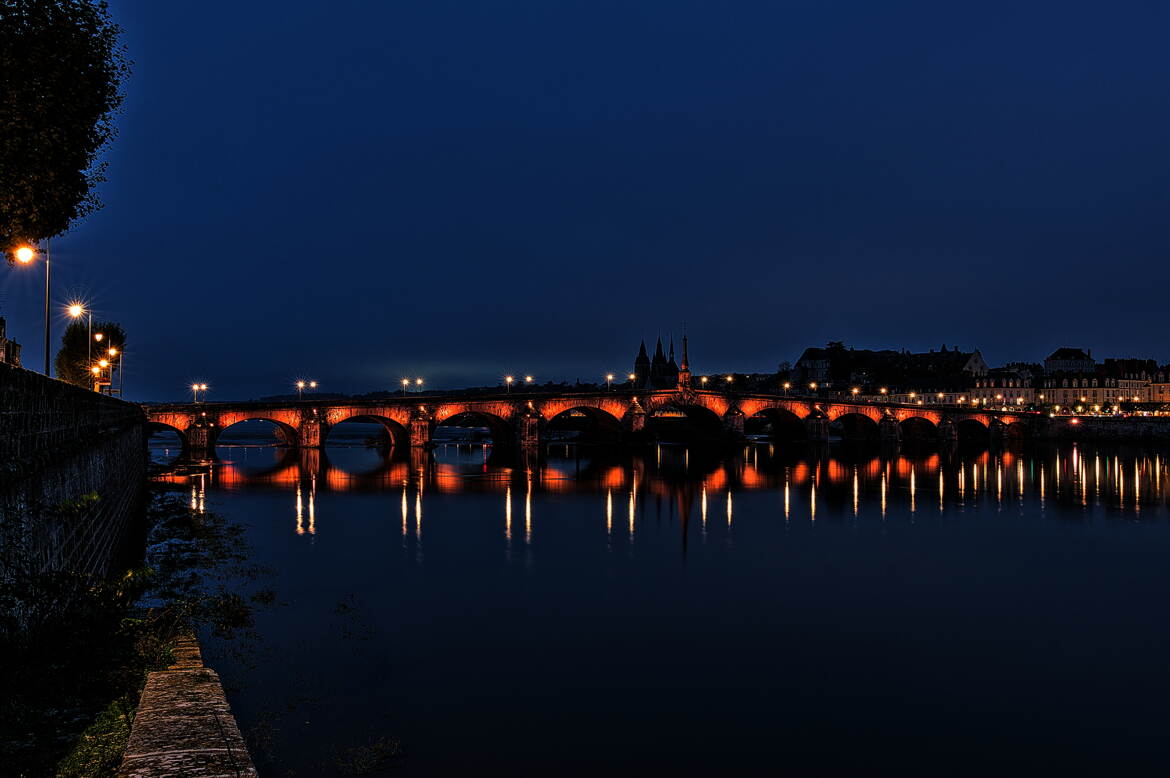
[1, 0, 129, 258]
[55, 318, 124, 388]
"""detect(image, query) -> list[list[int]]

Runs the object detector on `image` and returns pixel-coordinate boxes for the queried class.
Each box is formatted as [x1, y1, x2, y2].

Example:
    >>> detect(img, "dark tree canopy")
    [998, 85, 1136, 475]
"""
[55, 318, 124, 388]
[1, 0, 129, 257]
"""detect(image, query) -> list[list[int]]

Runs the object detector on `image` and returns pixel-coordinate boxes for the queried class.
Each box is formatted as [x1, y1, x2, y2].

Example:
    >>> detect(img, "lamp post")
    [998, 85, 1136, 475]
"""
[415, 377, 423, 393]
[15, 243, 51, 375]
[783, 382, 791, 396]
[505, 375, 514, 393]
[297, 380, 306, 398]
[402, 378, 410, 396]
[605, 373, 614, 391]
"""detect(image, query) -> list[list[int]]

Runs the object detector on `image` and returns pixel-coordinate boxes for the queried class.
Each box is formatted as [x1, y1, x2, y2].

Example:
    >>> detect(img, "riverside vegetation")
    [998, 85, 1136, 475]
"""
[0, 486, 266, 777]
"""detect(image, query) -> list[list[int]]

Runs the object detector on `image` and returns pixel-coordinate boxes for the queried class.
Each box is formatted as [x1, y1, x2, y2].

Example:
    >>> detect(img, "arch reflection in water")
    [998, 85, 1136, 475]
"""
[150, 440, 1170, 552]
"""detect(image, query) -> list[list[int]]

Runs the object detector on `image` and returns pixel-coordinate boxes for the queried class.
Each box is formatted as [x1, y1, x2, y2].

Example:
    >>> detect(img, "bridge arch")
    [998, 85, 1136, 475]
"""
[146, 421, 188, 459]
[324, 414, 409, 449]
[898, 416, 938, 443]
[831, 411, 881, 441]
[544, 405, 624, 444]
[215, 416, 300, 449]
[646, 402, 724, 440]
[956, 418, 990, 445]
[745, 407, 806, 440]
[433, 409, 515, 449]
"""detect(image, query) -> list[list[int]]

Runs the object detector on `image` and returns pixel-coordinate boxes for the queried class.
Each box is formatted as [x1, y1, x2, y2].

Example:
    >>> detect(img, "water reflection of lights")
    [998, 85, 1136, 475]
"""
[297, 484, 305, 535]
[628, 482, 636, 539]
[909, 465, 916, 514]
[505, 484, 513, 543]
[152, 443, 1170, 560]
[524, 471, 532, 545]
[605, 488, 613, 536]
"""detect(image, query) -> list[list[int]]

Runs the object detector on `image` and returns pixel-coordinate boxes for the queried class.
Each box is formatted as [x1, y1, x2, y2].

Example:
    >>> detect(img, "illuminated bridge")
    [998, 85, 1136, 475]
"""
[144, 387, 1038, 458]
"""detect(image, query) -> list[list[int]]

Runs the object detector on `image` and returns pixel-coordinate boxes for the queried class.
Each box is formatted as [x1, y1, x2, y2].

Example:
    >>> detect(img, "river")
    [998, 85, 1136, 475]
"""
[150, 426, 1170, 776]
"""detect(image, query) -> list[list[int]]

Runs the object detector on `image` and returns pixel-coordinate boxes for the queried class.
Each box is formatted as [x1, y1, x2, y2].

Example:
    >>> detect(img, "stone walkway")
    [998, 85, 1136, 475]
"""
[117, 633, 257, 777]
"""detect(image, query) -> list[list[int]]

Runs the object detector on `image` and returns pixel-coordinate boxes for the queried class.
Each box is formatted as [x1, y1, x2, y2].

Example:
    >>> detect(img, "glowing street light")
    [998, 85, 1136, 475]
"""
[67, 302, 94, 367]
[309, 380, 317, 390]
[783, 382, 791, 395]
[605, 373, 614, 391]
[505, 375, 515, 393]
[13, 243, 51, 375]
[627, 373, 636, 382]
[402, 378, 410, 395]
[851, 387, 860, 397]
[700, 376, 709, 385]
[525, 375, 534, 384]
[296, 380, 306, 398]
[416, 377, 423, 391]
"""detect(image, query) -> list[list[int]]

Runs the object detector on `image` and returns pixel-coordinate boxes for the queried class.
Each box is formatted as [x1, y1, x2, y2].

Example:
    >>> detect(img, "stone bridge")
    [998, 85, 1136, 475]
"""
[144, 388, 1038, 458]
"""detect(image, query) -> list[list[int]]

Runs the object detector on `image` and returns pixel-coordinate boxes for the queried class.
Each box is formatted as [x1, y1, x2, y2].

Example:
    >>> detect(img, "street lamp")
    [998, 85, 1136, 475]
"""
[605, 373, 614, 391]
[416, 377, 423, 392]
[309, 380, 317, 391]
[783, 382, 791, 395]
[402, 378, 410, 395]
[297, 380, 306, 398]
[627, 373, 636, 382]
[851, 387, 860, 398]
[700, 376, 708, 386]
[809, 382, 818, 395]
[67, 302, 94, 368]
[525, 375, 534, 385]
[14, 243, 51, 375]
[505, 375, 514, 393]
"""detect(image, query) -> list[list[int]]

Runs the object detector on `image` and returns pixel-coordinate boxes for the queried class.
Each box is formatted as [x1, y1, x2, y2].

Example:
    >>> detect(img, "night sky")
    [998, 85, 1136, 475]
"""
[3, 1, 1169, 401]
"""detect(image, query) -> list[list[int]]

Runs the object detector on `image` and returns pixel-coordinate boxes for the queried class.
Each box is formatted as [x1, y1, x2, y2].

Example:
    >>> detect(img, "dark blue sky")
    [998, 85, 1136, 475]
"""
[4, 1, 1169, 400]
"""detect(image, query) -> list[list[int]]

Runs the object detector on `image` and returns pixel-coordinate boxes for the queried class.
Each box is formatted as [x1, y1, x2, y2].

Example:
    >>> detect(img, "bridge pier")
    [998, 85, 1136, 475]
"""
[989, 418, 1008, 447]
[879, 415, 901, 446]
[185, 420, 216, 460]
[409, 410, 433, 448]
[517, 410, 540, 448]
[937, 416, 958, 445]
[622, 399, 649, 444]
[299, 412, 324, 448]
[804, 415, 829, 444]
[722, 407, 745, 440]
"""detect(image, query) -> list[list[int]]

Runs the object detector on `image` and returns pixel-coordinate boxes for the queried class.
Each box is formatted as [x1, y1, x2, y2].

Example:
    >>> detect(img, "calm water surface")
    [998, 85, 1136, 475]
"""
[151, 431, 1170, 777]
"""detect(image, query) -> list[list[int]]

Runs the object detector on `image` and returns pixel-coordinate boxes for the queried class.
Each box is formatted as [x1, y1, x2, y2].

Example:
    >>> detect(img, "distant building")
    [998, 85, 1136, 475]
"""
[793, 342, 987, 393]
[1039, 357, 1157, 408]
[1044, 348, 1095, 375]
[632, 334, 690, 390]
[0, 318, 21, 367]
